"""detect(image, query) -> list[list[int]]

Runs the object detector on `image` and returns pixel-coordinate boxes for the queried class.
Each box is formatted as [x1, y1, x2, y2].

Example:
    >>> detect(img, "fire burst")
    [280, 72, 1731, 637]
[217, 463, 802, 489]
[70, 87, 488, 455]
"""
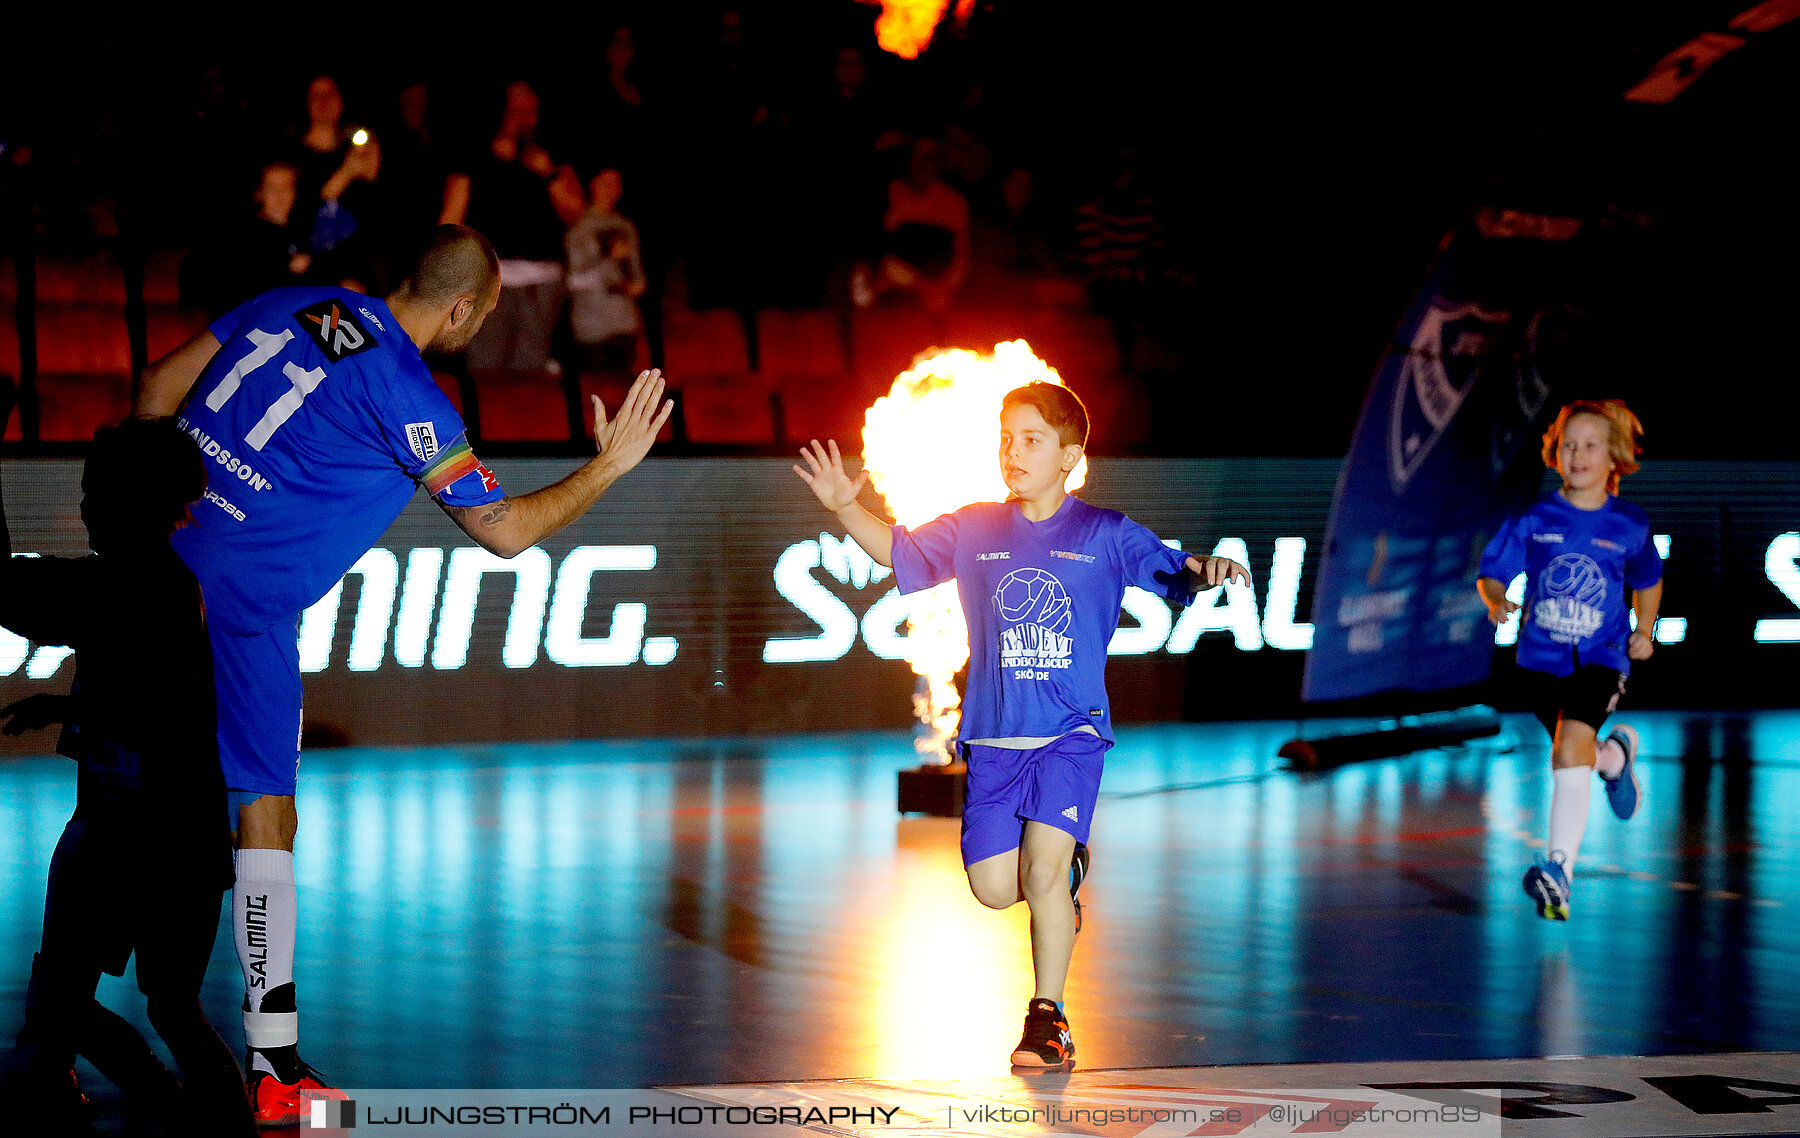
[862, 340, 1087, 761]
[867, 0, 975, 59]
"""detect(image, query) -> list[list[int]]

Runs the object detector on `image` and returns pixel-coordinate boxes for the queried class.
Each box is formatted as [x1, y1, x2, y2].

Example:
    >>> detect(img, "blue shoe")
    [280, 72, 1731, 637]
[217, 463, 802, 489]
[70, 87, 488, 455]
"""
[1523, 855, 1571, 920]
[1600, 723, 1642, 821]
[1069, 842, 1089, 935]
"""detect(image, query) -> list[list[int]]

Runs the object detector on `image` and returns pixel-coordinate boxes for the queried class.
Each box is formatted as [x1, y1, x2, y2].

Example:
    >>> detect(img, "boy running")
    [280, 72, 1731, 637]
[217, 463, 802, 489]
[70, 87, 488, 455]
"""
[795, 381, 1246, 1068]
[1477, 399, 1662, 920]
[0, 405, 254, 1136]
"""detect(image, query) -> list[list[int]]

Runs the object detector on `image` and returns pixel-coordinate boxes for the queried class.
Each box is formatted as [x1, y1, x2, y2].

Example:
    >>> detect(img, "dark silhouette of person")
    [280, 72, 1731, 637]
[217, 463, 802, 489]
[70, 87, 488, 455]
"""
[0, 390, 253, 1137]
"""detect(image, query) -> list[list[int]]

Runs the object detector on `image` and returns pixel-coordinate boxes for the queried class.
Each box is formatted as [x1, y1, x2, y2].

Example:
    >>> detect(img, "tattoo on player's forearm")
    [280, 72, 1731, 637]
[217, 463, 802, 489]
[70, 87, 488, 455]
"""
[478, 499, 514, 526]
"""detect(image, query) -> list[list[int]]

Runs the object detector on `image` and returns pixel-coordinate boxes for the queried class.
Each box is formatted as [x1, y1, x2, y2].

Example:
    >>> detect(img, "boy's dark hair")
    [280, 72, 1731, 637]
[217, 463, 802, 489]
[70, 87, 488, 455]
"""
[1001, 382, 1089, 450]
[87, 418, 208, 533]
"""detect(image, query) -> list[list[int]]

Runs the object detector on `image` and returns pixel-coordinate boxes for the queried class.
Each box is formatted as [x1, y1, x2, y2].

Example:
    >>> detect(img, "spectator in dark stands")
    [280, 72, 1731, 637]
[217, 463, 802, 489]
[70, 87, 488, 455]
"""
[289, 75, 381, 290]
[588, 26, 650, 182]
[176, 66, 255, 248]
[964, 166, 1073, 307]
[180, 160, 312, 321]
[851, 136, 970, 315]
[372, 81, 448, 292]
[565, 169, 646, 378]
[441, 81, 581, 373]
[681, 10, 791, 311]
[797, 46, 889, 292]
[1074, 147, 1161, 356]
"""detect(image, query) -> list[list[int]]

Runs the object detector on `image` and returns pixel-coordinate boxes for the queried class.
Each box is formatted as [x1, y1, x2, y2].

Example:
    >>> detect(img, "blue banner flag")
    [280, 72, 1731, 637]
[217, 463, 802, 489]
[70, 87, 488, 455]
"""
[1302, 215, 1583, 703]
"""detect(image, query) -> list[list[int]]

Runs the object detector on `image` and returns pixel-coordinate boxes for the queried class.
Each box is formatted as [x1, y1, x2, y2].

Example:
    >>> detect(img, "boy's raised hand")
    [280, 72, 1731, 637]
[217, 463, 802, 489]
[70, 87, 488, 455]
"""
[1187, 555, 1250, 589]
[794, 439, 868, 513]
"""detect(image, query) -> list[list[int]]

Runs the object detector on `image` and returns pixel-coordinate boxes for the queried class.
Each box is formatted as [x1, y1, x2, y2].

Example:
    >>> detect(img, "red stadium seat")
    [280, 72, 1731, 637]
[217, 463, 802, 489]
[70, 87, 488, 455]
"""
[430, 370, 464, 415]
[34, 253, 126, 306]
[35, 307, 131, 376]
[142, 249, 186, 306]
[774, 375, 878, 449]
[849, 306, 939, 384]
[576, 372, 675, 445]
[35, 374, 130, 442]
[661, 308, 749, 380]
[680, 376, 776, 445]
[1076, 372, 1153, 453]
[942, 308, 1027, 356]
[1022, 309, 1122, 386]
[1, 297, 19, 380]
[755, 309, 847, 380]
[146, 306, 209, 360]
[468, 369, 572, 443]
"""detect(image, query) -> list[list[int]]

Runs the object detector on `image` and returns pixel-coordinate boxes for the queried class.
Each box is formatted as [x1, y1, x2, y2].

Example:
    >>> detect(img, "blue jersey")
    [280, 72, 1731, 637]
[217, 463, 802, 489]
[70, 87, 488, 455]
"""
[172, 287, 504, 635]
[890, 496, 1196, 745]
[1479, 491, 1662, 677]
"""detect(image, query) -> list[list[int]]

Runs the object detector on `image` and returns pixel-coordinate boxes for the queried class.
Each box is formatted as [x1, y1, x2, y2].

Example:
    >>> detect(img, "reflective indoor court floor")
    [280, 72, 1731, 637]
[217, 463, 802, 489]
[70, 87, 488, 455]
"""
[4, 711, 1799, 1135]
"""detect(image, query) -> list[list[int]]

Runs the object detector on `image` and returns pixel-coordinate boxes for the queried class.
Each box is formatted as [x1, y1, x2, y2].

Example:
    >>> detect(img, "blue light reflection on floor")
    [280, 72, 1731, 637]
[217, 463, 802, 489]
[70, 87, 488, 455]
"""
[1, 711, 1797, 1095]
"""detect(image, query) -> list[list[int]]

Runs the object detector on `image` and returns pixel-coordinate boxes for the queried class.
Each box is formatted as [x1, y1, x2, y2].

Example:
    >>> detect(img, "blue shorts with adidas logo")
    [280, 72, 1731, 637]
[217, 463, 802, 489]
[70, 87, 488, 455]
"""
[960, 732, 1107, 867]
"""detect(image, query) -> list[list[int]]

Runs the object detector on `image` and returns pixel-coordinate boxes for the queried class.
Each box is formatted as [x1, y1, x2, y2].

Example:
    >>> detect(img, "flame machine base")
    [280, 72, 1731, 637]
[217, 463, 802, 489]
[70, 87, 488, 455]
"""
[897, 762, 968, 817]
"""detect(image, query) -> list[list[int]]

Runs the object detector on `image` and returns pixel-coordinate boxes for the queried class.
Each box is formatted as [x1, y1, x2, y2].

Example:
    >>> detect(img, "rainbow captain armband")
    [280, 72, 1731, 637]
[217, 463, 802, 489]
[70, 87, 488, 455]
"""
[420, 438, 501, 502]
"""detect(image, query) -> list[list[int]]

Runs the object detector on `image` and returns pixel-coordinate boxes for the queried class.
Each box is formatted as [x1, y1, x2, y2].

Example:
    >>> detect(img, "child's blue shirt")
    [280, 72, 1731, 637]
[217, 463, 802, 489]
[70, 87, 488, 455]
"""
[1479, 491, 1662, 676]
[890, 496, 1196, 744]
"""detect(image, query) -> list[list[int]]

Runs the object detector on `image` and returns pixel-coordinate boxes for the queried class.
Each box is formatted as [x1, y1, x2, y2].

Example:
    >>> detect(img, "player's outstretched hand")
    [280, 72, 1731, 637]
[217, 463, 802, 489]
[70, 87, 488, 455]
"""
[794, 439, 869, 513]
[1627, 629, 1655, 661]
[1186, 555, 1250, 589]
[1484, 597, 1522, 625]
[593, 369, 673, 474]
[1, 693, 70, 736]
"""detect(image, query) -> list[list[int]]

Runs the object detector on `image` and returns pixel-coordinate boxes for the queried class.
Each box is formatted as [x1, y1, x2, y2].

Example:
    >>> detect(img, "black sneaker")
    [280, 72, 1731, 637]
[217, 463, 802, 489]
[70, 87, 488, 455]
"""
[1070, 842, 1090, 934]
[1009, 998, 1074, 1068]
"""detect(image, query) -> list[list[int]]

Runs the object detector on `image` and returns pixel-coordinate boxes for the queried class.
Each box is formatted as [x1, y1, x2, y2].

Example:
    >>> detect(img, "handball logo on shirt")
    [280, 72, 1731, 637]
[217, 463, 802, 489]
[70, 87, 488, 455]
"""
[296, 300, 376, 361]
[405, 422, 440, 463]
[994, 567, 1074, 673]
[1533, 552, 1607, 644]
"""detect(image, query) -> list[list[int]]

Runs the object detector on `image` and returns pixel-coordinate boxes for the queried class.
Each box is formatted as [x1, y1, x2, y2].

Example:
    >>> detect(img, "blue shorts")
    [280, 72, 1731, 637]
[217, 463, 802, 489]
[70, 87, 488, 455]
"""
[207, 620, 303, 798]
[960, 732, 1107, 867]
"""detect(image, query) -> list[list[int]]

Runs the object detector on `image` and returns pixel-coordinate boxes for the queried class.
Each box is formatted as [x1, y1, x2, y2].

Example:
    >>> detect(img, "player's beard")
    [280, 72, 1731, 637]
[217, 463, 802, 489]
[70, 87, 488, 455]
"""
[429, 318, 480, 355]
[429, 291, 498, 354]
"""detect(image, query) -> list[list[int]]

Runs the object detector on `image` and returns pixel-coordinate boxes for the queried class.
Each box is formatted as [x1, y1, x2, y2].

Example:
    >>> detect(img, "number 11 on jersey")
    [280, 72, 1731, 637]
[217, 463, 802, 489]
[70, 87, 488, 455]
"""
[204, 327, 329, 451]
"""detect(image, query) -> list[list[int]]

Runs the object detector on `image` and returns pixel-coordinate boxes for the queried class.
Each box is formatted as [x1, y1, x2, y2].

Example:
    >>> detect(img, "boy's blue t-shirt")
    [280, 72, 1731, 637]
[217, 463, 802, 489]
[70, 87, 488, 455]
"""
[1479, 491, 1662, 677]
[172, 287, 505, 635]
[890, 496, 1196, 745]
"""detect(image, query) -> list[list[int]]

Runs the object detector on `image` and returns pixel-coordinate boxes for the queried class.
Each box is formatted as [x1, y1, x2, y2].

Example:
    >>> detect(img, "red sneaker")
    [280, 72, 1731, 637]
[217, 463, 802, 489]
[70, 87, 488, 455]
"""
[250, 1062, 346, 1128]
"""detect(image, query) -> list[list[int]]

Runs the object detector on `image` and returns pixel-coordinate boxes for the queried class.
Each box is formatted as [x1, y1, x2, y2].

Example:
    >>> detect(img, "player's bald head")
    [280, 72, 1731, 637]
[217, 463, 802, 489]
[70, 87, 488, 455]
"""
[399, 225, 499, 309]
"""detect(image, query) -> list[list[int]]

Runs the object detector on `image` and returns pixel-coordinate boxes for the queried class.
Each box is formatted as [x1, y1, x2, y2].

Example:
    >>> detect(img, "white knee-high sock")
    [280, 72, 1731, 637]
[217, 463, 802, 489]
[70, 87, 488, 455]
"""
[1547, 766, 1592, 878]
[234, 848, 298, 1049]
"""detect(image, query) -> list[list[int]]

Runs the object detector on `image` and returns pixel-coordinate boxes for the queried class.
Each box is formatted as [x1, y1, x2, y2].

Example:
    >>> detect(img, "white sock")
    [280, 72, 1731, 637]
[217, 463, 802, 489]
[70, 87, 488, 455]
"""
[234, 848, 298, 1050]
[1594, 735, 1625, 779]
[1547, 766, 1592, 879]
